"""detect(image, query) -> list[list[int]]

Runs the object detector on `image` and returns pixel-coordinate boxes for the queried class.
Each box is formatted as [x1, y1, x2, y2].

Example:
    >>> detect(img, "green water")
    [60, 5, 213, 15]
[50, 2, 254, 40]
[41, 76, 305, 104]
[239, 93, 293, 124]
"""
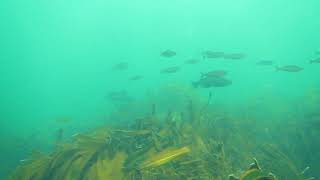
[1, 0, 320, 179]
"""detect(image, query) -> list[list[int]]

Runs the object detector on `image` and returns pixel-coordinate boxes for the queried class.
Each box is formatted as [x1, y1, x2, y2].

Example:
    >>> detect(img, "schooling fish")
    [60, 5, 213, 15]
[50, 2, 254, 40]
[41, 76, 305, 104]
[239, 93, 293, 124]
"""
[185, 58, 201, 64]
[223, 53, 246, 60]
[160, 66, 180, 74]
[276, 65, 303, 72]
[201, 70, 227, 78]
[310, 57, 320, 64]
[202, 51, 224, 59]
[193, 76, 232, 88]
[161, 50, 176, 58]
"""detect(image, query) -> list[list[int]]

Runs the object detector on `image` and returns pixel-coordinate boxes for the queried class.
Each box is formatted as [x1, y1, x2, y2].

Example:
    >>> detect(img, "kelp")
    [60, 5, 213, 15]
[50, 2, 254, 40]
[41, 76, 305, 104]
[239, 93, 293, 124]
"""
[8, 98, 318, 180]
[140, 146, 190, 169]
[8, 151, 52, 180]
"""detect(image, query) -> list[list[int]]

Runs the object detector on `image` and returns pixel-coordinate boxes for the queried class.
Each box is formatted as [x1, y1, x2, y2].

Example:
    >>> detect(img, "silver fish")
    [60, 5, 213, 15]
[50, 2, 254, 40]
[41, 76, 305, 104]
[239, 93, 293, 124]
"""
[201, 70, 227, 78]
[160, 66, 180, 74]
[202, 51, 224, 59]
[310, 57, 320, 64]
[192, 76, 232, 88]
[161, 50, 176, 57]
[224, 53, 246, 60]
[276, 65, 303, 72]
[185, 58, 201, 64]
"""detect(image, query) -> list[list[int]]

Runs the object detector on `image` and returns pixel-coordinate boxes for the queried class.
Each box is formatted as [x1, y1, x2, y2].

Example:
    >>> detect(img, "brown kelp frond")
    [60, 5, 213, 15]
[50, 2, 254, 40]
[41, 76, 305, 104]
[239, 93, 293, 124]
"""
[257, 143, 304, 180]
[8, 152, 51, 180]
[140, 146, 191, 170]
[8, 99, 315, 179]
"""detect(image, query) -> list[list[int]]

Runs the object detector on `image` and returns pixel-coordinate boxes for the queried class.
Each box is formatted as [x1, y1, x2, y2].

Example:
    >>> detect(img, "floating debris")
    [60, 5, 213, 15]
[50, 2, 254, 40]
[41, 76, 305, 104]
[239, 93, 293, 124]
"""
[256, 60, 274, 66]
[202, 51, 224, 59]
[161, 50, 176, 58]
[276, 65, 303, 72]
[160, 66, 180, 74]
[193, 76, 232, 88]
[112, 62, 128, 70]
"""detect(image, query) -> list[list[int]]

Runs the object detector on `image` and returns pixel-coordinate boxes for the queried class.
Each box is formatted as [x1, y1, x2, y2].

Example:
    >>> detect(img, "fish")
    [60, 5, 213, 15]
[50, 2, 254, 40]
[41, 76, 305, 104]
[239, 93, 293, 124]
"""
[160, 66, 180, 74]
[276, 65, 303, 72]
[201, 70, 227, 78]
[161, 50, 176, 57]
[129, 75, 143, 81]
[310, 57, 320, 64]
[202, 51, 224, 59]
[256, 60, 273, 66]
[112, 62, 128, 70]
[223, 53, 246, 60]
[185, 58, 201, 64]
[192, 76, 232, 88]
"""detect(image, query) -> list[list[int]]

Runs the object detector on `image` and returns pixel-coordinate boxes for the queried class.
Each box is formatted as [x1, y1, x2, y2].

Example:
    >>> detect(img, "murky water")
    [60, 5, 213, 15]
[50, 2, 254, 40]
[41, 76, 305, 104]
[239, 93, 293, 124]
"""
[1, 0, 319, 179]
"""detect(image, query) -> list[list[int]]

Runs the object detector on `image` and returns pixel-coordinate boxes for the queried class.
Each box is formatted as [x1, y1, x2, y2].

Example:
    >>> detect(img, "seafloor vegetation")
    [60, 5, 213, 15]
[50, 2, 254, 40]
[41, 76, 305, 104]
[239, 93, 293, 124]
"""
[7, 85, 319, 180]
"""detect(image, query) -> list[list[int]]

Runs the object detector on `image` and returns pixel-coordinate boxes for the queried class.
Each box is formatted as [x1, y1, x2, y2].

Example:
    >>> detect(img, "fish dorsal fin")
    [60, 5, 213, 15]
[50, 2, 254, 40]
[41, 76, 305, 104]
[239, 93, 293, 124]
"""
[249, 157, 261, 170]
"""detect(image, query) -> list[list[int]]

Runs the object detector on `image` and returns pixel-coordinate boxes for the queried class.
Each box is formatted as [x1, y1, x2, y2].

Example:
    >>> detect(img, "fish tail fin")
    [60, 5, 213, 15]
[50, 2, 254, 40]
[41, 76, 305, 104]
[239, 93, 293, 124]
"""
[309, 60, 314, 64]
[200, 72, 205, 78]
[275, 66, 280, 71]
